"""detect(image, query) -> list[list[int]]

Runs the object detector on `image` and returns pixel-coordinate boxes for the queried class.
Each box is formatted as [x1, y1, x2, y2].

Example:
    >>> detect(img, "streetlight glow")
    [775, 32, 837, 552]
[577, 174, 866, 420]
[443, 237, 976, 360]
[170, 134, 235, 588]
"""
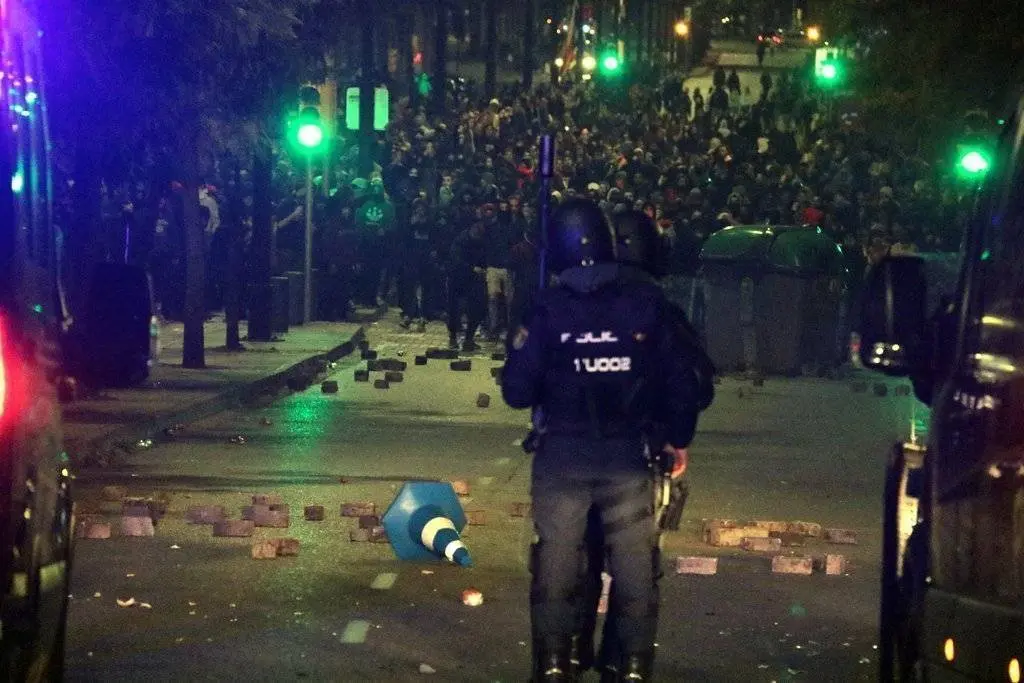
[806, 26, 821, 42]
[554, 56, 565, 68]
[581, 54, 597, 71]
[674, 20, 689, 37]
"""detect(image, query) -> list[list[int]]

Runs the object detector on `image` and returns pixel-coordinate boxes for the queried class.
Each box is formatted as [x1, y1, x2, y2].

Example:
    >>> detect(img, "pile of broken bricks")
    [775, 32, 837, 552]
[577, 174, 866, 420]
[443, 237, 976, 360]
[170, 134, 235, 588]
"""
[77, 479, 505, 559]
[349, 340, 505, 409]
[674, 519, 858, 577]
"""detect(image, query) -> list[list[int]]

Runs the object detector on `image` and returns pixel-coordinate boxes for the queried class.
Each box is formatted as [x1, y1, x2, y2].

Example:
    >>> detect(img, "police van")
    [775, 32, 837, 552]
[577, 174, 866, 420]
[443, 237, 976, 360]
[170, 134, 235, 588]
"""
[856, 97, 1024, 679]
[0, 0, 74, 678]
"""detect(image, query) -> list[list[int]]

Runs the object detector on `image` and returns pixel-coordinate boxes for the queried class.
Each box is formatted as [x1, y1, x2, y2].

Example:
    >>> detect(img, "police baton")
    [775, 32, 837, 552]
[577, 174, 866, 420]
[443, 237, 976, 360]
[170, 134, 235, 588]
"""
[537, 133, 555, 290]
[522, 134, 555, 455]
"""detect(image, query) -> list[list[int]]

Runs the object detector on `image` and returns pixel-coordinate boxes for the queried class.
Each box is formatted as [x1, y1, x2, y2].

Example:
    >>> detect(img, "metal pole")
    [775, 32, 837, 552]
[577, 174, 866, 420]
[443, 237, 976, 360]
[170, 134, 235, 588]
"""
[303, 157, 314, 324]
[538, 133, 555, 289]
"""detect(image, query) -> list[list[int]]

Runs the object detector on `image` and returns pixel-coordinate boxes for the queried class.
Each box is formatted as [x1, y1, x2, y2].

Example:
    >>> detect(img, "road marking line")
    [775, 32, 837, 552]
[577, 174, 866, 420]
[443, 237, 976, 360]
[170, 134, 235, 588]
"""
[341, 619, 370, 643]
[478, 476, 494, 486]
[370, 572, 398, 590]
[495, 457, 511, 466]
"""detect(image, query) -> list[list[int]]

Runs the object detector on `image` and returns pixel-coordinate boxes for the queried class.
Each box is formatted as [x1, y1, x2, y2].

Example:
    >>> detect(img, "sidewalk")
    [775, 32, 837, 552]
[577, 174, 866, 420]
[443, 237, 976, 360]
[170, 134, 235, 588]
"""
[63, 316, 367, 468]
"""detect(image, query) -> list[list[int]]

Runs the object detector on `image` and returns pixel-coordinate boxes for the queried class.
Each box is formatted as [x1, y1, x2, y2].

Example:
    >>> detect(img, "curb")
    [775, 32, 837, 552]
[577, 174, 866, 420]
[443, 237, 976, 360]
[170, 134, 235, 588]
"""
[73, 326, 366, 469]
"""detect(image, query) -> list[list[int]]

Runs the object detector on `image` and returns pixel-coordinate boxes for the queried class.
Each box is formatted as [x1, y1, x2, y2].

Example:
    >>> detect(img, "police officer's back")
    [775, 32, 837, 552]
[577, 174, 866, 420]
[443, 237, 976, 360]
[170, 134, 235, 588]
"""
[502, 199, 702, 681]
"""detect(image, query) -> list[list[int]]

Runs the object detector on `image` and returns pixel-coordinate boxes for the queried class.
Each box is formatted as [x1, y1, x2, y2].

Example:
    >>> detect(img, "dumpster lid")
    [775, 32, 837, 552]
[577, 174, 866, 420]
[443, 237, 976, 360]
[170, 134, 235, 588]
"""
[700, 224, 845, 275]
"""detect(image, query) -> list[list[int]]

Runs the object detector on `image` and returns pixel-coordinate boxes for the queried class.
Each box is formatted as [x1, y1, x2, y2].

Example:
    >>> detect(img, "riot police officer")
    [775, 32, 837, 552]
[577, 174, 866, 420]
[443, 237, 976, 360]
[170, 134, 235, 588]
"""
[502, 199, 702, 681]
[573, 209, 716, 680]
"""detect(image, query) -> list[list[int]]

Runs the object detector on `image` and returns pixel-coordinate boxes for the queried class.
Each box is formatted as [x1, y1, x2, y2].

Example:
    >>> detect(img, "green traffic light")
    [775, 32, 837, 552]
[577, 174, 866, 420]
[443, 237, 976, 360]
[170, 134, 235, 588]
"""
[296, 122, 324, 149]
[959, 150, 990, 175]
[820, 63, 838, 80]
[601, 54, 620, 72]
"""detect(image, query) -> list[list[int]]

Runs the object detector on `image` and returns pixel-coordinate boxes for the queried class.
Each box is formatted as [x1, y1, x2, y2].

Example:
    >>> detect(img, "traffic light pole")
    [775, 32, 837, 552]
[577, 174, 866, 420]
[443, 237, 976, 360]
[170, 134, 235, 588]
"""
[303, 157, 314, 324]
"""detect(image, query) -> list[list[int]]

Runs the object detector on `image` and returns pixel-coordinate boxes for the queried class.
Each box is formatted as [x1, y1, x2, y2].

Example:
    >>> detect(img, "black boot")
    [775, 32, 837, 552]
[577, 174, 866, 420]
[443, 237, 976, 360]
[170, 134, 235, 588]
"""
[568, 633, 594, 676]
[619, 651, 654, 681]
[532, 644, 573, 682]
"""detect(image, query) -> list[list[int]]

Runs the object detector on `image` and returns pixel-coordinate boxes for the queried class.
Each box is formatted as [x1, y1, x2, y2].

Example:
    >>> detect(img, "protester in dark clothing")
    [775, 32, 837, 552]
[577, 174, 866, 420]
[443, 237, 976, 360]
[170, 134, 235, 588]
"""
[447, 221, 488, 351]
[399, 199, 435, 330]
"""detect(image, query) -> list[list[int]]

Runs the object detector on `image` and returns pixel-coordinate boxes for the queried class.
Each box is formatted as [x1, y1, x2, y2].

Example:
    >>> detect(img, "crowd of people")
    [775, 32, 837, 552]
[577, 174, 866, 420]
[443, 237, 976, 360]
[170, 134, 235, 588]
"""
[97, 63, 976, 347]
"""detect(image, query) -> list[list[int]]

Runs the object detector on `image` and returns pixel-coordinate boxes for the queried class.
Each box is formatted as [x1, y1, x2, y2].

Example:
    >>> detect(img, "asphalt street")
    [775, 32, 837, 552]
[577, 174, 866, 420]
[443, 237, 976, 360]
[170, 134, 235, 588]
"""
[66, 318, 919, 681]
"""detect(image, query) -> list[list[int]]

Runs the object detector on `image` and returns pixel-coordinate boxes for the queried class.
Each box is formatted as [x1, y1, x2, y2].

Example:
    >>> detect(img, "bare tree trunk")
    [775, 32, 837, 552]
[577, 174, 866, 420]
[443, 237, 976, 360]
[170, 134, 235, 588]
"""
[181, 126, 206, 369]
[247, 137, 275, 341]
[224, 164, 243, 351]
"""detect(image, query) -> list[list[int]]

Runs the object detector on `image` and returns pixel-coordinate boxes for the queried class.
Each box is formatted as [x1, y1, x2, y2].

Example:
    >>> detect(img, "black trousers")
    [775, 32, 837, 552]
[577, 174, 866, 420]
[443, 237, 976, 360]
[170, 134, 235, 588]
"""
[446, 272, 485, 340]
[530, 458, 659, 657]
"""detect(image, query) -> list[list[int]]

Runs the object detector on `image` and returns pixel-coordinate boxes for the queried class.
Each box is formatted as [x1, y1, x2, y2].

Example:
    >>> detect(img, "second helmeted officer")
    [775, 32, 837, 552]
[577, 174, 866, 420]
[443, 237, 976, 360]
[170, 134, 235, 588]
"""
[502, 198, 702, 681]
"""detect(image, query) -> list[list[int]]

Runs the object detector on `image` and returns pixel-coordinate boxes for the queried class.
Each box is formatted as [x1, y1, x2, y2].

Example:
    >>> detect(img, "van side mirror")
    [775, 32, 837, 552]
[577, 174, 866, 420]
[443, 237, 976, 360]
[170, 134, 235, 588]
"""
[856, 255, 929, 376]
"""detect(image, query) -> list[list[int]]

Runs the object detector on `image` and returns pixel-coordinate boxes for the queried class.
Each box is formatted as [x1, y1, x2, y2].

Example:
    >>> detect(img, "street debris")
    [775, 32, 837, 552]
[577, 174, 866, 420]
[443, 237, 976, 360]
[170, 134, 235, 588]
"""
[259, 417, 273, 426]
[461, 589, 484, 607]
[228, 435, 247, 444]
[116, 597, 137, 608]
[135, 439, 153, 449]
[418, 663, 436, 674]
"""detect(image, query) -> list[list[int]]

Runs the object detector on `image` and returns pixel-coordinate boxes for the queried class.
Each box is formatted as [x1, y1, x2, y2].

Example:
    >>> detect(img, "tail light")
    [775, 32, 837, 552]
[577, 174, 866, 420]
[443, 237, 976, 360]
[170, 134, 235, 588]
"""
[0, 318, 7, 420]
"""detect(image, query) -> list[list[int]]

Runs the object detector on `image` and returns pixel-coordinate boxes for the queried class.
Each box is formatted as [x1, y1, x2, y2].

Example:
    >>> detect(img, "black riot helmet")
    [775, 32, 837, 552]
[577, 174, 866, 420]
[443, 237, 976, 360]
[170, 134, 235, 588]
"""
[547, 198, 616, 274]
[614, 209, 668, 278]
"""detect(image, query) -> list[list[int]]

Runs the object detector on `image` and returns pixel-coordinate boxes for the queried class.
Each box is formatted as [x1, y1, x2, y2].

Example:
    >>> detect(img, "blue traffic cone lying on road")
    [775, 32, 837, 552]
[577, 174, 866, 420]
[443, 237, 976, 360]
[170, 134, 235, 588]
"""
[382, 481, 473, 567]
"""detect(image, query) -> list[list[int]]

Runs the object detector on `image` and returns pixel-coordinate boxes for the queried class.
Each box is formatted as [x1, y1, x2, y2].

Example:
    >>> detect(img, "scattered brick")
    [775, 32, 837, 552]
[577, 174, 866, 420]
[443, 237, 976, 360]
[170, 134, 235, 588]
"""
[741, 536, 782, 552]
[251, 540, 279, 559]
[304, 505, 325, 521]
[252, 510, 289, 528]
[450, 359, 472, 372]
[378, 359, 408, 372]
[708, 526, 769, 547]
[509, 502, 532, 518]
[213, 520, 255, 537]
[450, 480, 470, 496]
[465, 510, 487, 526]
[491, 352, 506, 362]
[120, 516, 155, 537]
[769, 531, 806, 547]
[476, 393, 491, 408]
[490, 366, 503, 378]
[701, 519, 738, 542]
[369, 526, 388, 543]
[358, 515, 381, 529]
[751, 520, 788, 534]
[787, 521, 823, 537]
[252, 494, 284, 506]
[341, 502, 376, 517]
[373, 379, 390, 389]
[415, 355, 428, 366]
[824, 528, 858, 545]
[275, 538, 301, 557]
[321, 380, 339, 394]
[873, 383, 889, 397]
[349, 528, 371, 542]
[850, 381, 868, 393]
[101, 485, 128, 502]
[241, 504, 269, 520]
[361, 349, 378, 361]
[354, 369, 370, 382]
[122, 501, 153, 519]
[823, 554, 847, 576]
[426, 348, 459, 360]
[771, 556, 814, 575]
[79, 521, 112, 539]
[186, 505, 227, 524]
[384, 371, 404, 383]
[675, 556, 719, 575]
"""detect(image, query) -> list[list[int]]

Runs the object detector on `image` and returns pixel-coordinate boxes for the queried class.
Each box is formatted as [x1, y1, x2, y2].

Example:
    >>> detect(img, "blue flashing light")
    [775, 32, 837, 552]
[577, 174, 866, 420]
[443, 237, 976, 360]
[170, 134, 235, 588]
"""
[25, 91, 37, 104]
[11, 171, 24, 194]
